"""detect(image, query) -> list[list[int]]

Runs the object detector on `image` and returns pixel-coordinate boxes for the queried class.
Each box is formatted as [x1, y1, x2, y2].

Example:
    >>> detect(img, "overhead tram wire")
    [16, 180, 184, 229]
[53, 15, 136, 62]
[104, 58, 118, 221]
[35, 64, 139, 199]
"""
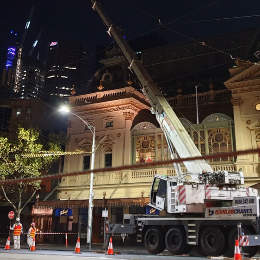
[58, 0, 223, 72]
[157, 60, 235, 85]
[122, 0, 220, 25]
[119, 0, 242, 60]
[177, 14, 260, 24]
[45, 0, 248, 79]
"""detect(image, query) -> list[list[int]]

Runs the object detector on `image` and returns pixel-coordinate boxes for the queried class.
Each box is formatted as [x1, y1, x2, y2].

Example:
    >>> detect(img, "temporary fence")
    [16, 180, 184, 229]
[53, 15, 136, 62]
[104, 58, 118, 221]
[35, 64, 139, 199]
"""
[1, 232, 78, 247]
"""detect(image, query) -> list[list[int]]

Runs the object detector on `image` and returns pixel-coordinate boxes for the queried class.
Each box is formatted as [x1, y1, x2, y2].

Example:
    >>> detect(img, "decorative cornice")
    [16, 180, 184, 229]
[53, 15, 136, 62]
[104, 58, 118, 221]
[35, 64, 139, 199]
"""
[102, 115, 116, 122]
[73, 100, 150, 115]
[225, 63, 260, 89]
[231, 97, 241, 106]
[123, 112, 134, 121]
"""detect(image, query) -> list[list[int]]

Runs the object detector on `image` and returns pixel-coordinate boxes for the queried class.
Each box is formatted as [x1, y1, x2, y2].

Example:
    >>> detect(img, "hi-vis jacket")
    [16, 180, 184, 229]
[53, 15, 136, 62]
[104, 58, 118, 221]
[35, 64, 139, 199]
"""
[13, 224, 22, 236]
[28, 227, 36, 238]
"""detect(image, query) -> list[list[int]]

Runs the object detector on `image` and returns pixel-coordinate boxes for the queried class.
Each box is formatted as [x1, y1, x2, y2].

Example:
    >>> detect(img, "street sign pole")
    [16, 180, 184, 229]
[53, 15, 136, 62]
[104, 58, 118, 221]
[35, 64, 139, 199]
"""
[8, 211, 15, 238]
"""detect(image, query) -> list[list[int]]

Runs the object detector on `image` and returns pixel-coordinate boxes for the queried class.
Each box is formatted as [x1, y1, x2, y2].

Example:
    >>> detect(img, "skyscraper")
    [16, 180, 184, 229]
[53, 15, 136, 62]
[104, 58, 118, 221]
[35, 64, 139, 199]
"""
[18, 56, 45, 99]
[44, 40, 90, 98]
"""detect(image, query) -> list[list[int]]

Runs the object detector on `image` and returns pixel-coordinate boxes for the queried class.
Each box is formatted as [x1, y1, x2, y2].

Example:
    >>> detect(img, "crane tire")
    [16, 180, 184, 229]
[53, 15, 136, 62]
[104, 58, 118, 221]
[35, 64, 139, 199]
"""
[227, 226, 259, 258]
[144, 226, 165, 254]
[165, 226, 186, 255]
[200, 226, 225, 256]
[194, 245, 207, 256]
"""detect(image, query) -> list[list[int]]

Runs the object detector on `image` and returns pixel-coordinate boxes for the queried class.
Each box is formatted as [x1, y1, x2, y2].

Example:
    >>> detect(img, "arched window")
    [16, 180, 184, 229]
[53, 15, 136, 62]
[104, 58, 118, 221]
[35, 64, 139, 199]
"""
[136, 136, 155, 163]
[208, 128, 232, 161]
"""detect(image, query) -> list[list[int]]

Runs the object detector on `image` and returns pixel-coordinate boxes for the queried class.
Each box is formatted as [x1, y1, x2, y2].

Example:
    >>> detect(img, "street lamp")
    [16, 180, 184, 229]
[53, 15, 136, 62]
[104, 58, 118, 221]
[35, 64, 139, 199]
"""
[59, 106, 95, 250]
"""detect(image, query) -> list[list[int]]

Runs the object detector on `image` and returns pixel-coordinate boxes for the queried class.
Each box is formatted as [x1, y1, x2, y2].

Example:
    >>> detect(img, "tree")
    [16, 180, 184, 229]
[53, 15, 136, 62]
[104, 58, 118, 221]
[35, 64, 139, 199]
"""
[0, 126, 67, 217]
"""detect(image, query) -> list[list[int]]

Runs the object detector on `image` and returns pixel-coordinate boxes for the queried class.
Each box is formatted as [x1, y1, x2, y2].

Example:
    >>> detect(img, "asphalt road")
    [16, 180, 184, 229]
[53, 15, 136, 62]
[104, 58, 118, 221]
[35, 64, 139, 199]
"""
[0, 249, 236, 260]
[1, 239, 260, 260]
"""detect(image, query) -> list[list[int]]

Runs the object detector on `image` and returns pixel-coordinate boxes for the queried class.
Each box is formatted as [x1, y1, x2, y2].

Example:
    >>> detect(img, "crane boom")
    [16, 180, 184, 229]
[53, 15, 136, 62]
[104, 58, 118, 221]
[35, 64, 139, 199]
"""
[20, 6, 34, 46]
[91, 1, 213, 176]
[28, 29, 43, 57]
[14, 6, 34, 93]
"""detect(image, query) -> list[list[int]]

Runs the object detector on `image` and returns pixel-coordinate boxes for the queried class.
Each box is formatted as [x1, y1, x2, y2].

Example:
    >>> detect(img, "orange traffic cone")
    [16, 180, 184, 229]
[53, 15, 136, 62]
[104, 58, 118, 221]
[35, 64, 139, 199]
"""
[30, 237, 36, 251]
[107, 237, 114, 255]
[75, 237, 81, 254]
[4, 236, 10, 250]
[234, 239, 242, 260]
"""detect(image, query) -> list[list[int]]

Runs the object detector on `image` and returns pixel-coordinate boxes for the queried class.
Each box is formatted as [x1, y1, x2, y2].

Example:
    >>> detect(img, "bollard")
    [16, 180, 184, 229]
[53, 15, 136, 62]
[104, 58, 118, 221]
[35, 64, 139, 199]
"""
[65, 233, 68, 247]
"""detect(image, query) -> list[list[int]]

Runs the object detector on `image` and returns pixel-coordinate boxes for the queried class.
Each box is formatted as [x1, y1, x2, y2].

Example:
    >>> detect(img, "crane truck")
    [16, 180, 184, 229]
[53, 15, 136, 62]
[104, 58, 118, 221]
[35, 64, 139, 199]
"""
[90, 1, 260, 257]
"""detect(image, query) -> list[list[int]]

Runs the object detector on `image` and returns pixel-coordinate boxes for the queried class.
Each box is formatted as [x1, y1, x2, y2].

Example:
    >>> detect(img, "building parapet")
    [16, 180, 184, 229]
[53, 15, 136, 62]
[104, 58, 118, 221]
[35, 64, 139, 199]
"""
[69, 86, 149, 106]
[167, 89, 231, 106]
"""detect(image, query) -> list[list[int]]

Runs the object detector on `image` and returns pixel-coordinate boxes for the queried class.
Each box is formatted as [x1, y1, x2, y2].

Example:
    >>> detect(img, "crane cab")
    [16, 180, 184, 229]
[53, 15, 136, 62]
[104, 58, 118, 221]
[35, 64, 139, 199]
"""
[149, 175, 178, 212]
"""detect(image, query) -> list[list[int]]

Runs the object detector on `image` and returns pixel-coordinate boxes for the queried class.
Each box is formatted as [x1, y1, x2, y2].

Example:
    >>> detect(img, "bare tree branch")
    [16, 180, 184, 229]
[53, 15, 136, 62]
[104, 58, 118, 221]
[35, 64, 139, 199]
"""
[20, 190, 37, 213]
[1, 185, 17, 212]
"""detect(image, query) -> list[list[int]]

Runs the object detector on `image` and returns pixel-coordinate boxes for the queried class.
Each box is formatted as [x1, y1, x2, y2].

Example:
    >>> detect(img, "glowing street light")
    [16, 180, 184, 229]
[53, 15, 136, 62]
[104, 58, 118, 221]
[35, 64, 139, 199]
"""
[59, 106, 95, 250]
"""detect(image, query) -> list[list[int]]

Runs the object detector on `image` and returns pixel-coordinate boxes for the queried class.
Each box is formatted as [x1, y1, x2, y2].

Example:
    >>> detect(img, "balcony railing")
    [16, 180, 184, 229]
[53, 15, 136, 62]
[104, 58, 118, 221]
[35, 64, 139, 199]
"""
[59, 163, 238, 188]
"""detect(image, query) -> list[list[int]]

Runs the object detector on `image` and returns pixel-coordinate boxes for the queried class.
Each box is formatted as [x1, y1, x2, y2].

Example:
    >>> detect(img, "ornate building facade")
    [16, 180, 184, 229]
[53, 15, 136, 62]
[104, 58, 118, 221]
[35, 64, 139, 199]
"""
[36, 27, 260, 242]
[225, 60, 260, 185]
[37, 74, 260, 242]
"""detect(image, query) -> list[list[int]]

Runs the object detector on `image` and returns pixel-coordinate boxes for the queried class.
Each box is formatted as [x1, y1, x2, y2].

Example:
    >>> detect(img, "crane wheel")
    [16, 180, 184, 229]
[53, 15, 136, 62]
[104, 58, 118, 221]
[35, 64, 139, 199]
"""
[227, 226, 259, 258]
[165, 226, 186, 255]
[144, 227, 165, 254]
[200, 226, 225, 256]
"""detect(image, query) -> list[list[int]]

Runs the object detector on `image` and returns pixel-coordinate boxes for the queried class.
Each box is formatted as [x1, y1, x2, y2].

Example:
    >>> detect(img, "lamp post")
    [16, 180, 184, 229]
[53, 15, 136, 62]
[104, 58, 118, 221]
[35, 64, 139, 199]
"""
[59, 106, 95, 250]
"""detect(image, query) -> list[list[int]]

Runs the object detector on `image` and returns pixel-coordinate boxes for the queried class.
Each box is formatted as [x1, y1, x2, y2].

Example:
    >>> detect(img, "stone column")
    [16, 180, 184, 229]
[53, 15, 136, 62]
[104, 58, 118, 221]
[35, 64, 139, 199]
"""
[232, 97, 247, 162]
[123, 112, 134, 165]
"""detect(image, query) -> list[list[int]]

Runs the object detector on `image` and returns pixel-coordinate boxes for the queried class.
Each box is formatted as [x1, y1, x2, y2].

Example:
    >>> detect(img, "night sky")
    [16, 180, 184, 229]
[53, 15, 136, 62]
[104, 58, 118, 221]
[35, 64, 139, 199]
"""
[1, 0, 260, 71]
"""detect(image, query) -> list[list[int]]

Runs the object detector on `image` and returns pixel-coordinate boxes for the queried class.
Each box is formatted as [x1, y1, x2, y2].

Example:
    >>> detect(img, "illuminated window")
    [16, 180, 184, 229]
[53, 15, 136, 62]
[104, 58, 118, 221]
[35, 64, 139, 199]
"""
[136, 136, 155, 163]
[157, 134, 169, 161]
[16, 108, 22, 116]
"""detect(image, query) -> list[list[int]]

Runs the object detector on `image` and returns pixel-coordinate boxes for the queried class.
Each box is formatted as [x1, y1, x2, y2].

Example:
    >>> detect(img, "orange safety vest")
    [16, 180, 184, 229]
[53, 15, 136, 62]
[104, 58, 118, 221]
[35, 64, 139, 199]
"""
[13, 224, 22, 236]
[30, 228, 36, 238]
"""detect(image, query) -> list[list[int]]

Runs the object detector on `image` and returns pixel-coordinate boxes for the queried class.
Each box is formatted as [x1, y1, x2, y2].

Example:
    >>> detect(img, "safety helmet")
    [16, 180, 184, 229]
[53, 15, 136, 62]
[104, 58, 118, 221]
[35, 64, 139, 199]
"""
[16, 218, 20, 222]
[31, 222, 35, 227]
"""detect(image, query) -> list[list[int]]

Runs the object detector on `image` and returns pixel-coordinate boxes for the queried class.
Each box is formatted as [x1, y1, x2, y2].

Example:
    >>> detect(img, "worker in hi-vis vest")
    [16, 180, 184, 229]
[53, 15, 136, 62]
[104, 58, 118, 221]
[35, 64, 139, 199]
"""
[10, 218, 23, 249]
[27, 222, 36, 250]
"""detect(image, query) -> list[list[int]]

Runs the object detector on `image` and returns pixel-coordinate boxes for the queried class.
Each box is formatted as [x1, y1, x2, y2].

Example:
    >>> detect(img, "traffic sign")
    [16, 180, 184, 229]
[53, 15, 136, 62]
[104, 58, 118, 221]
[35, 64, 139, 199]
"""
[8, 211, 14, 219]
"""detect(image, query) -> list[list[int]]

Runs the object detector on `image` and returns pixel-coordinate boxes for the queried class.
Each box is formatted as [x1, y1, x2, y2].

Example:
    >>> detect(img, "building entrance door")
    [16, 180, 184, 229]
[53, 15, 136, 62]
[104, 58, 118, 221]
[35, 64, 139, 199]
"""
[92, 209, 103, 243]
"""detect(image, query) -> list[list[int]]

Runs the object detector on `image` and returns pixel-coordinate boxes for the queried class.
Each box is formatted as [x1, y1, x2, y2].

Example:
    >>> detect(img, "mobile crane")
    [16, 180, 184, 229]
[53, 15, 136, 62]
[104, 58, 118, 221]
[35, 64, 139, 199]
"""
[90, 1, 260, 257]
